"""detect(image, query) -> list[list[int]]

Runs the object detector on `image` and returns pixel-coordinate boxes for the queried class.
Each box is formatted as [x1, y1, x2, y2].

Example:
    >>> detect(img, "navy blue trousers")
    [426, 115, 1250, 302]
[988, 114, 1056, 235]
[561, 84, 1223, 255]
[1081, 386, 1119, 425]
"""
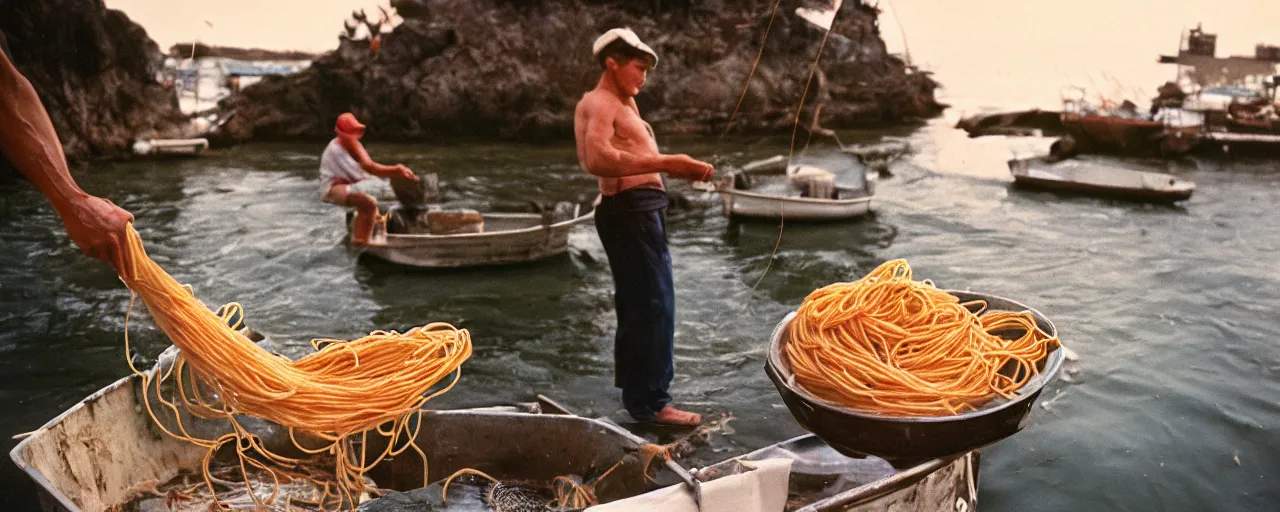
[594, 189, 675, 421]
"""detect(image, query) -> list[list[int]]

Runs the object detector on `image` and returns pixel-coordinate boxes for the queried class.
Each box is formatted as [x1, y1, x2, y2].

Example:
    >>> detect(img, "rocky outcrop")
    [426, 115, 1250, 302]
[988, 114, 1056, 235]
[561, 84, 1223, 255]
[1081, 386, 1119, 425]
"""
[218, 0, 942, 143]
[0, 0, 184, 165]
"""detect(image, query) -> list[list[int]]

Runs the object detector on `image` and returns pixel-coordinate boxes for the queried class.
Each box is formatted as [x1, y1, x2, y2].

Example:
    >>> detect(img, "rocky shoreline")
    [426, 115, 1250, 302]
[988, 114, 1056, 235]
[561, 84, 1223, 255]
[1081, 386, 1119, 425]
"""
[0, 0, 184, 168]
[2, 0, 942, 170]
[216, 0, 943, 143]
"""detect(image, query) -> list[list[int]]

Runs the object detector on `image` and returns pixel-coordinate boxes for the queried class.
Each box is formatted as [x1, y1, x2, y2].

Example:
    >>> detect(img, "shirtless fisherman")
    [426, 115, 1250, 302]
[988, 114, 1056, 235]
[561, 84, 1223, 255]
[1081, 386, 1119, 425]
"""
[574, 28, 714, 426]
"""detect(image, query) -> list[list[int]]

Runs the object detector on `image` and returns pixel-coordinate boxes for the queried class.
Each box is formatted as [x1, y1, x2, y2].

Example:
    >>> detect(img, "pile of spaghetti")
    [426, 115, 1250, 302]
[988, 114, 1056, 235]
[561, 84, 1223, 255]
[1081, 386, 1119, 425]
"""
[116, 224, 472, 508]
[786, 259, 1058, 417]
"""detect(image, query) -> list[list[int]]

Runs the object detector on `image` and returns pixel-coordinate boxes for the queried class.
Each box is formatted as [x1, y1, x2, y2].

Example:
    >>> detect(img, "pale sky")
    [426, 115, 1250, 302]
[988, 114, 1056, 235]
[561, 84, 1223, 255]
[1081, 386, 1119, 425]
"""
[108, 0, 1278, 109]
[876, 0, 1279, 108]
[106, 0, 401, 53]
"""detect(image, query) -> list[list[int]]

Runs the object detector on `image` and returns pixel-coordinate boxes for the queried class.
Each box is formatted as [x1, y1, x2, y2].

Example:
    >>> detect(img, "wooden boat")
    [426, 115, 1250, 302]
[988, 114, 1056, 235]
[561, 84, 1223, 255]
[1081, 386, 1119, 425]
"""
[12, 371, 979, 512]
[713, 155, 874, 221]
[955, 108, 1066, 138]
[1008, 157, 1195, 203]
[1060, 113, 1165, 155]
[8, 374, 692, 511]
[359, 203, 593, 268]
[131, 138, 209, 157]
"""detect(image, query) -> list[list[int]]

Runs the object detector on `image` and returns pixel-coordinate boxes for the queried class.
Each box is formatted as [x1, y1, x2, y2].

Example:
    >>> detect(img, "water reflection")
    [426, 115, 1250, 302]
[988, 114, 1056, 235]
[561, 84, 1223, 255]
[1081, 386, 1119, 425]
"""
[722, 216, 899, 305]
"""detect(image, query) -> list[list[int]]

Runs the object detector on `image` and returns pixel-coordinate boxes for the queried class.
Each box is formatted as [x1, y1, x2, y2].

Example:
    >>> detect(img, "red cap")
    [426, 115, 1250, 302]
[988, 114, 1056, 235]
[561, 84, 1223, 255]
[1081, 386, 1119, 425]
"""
[335, 113, 366, 137]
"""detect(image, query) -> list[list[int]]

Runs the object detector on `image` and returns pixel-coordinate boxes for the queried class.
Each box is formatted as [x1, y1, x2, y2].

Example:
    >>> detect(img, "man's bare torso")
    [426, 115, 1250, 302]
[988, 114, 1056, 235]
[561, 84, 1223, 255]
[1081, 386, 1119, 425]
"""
[574, 89, 664, 195]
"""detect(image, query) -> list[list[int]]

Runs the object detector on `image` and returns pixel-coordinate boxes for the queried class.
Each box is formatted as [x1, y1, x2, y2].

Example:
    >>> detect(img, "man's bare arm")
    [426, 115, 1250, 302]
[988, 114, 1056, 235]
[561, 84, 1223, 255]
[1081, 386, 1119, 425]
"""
[0, 50, 89, 215]
[0, 49, 133, 271]
[338, 136, 415, 180]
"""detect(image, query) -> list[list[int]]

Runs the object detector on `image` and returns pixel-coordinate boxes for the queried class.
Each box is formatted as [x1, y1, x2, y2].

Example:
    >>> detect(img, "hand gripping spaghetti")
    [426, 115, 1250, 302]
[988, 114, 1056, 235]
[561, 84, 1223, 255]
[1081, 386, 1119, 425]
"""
[116, 224, 471, 508]
[786, 259, 1058, 417]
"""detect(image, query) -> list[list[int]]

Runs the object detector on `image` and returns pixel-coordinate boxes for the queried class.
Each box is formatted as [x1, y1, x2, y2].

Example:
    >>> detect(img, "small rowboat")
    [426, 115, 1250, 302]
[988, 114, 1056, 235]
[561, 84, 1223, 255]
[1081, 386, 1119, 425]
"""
[9, 373, 692, 511]
[359, 203, 594, 268]
[710, 155, 874, 221]
[12, 371, 981, 512]
[131, 138, 209, 157]
[1008, 157, 1195, 203]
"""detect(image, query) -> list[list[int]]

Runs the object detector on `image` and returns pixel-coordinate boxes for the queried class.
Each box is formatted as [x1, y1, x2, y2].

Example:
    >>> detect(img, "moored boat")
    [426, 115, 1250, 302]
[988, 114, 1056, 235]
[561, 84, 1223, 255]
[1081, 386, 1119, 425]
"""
[358, 202, 593, 268]
[1060, 113, 1165, 155]
[131, 138, 209, 157]
[8, 373, 692, 511]
[1008, 157, 1195, 203]
[713, 155, 874, 221]
[12, 371, 982, 512]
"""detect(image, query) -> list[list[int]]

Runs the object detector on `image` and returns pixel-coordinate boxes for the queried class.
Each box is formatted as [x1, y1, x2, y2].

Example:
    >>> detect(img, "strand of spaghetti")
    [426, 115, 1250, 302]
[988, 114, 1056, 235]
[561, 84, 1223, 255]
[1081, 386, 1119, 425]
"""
[786, 260, 1058, 416]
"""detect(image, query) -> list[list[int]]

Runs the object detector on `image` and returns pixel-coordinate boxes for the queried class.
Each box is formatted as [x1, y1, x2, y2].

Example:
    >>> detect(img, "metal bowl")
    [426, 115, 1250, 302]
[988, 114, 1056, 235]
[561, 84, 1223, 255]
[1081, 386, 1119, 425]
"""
[766, 290, 1065, 465]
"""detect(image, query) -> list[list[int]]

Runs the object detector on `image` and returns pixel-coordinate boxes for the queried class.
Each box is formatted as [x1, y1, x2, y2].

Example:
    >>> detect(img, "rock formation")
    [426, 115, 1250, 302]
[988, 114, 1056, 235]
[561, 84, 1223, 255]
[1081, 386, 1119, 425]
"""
[0, 0, 183, 169]
[218, 0, 943, 143]
[167, 43, 317, 62]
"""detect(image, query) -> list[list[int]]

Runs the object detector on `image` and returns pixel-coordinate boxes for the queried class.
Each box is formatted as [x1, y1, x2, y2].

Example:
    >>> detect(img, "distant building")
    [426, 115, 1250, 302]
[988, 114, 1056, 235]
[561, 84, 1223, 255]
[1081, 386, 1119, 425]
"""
[161, 57, 310, 114]
[1159, 25, 1280, 90]
[220, 59, 311, 91]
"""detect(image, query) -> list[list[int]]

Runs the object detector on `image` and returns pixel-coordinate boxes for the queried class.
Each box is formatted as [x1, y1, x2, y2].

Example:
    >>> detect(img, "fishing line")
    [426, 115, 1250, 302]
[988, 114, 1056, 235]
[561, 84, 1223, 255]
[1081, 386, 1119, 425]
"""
[722, 0, 783, 137]
[884, 0, 912, 67]
[749, 11, 837, 293]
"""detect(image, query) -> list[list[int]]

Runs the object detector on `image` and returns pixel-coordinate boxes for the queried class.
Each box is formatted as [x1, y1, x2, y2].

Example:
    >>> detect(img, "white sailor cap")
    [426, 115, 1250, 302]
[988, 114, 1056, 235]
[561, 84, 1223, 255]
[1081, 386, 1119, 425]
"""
[592, 28, 659, 67]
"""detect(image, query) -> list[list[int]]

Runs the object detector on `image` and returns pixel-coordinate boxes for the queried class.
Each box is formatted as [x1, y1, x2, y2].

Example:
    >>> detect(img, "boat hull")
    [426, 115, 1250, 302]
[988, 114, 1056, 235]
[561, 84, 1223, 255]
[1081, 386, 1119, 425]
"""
[13, 372, 981, 512]
[1009, 158, 1194, 203]
[362, 211, 592, 268]
[1012, 175, 1193, 203]
[10, 374, 689, 511]
[721, 190, 873, 221]
[1061, 114, 1164, 155]
[696, 435, 979, 512]
[9, 376, 211, 512]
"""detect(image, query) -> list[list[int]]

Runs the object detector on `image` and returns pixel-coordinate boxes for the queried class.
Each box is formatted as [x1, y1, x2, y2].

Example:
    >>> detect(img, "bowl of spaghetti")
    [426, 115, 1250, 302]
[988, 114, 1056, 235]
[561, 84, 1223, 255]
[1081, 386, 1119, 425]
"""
[765, 260, 1065, 463]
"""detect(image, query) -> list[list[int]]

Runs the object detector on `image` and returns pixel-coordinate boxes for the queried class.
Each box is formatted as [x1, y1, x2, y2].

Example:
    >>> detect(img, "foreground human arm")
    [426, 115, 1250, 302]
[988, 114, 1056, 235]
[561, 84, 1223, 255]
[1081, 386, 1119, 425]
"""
[338, 136, 417, 181]
[0, 49, 133, 271]
[579, 96, 712, 181]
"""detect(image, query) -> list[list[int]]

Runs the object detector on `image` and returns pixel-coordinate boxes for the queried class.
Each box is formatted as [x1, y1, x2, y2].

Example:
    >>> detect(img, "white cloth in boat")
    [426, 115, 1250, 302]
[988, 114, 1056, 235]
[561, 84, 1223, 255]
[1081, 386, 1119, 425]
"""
[319, 138, 373, 198]
[787, 164, 837, 199]
[587, 458, 792, 512]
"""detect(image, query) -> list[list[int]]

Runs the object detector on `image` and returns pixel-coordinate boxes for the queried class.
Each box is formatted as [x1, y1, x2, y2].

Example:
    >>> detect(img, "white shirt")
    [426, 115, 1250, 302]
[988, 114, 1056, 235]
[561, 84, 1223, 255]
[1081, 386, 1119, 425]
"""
[318, 138, 371, 195]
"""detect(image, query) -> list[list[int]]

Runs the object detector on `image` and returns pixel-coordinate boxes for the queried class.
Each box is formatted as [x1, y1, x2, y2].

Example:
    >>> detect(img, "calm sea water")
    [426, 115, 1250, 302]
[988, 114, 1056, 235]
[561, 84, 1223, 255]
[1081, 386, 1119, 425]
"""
[2, 118, 1278, 510]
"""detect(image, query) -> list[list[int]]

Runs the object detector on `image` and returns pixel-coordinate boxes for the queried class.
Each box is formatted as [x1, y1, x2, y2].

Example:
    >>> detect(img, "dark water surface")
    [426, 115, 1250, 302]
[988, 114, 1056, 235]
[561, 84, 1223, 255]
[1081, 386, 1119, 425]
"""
[2, 121, 1278, 510]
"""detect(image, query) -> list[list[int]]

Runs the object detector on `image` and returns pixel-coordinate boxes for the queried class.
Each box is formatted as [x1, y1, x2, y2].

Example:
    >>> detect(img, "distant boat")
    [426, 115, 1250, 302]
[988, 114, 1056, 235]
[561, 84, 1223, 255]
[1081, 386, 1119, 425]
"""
[131, 138, 209, 157]
[1008, 157, 1195, 203]
[1060, 113, 1166, 155]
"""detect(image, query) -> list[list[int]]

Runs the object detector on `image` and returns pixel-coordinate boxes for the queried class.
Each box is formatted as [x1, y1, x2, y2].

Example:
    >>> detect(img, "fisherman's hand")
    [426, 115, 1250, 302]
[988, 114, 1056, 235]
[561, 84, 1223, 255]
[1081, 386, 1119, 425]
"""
[666, 155, 714, 182]
[394, 164, 418, 181]
[61, 194, 134, 273]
